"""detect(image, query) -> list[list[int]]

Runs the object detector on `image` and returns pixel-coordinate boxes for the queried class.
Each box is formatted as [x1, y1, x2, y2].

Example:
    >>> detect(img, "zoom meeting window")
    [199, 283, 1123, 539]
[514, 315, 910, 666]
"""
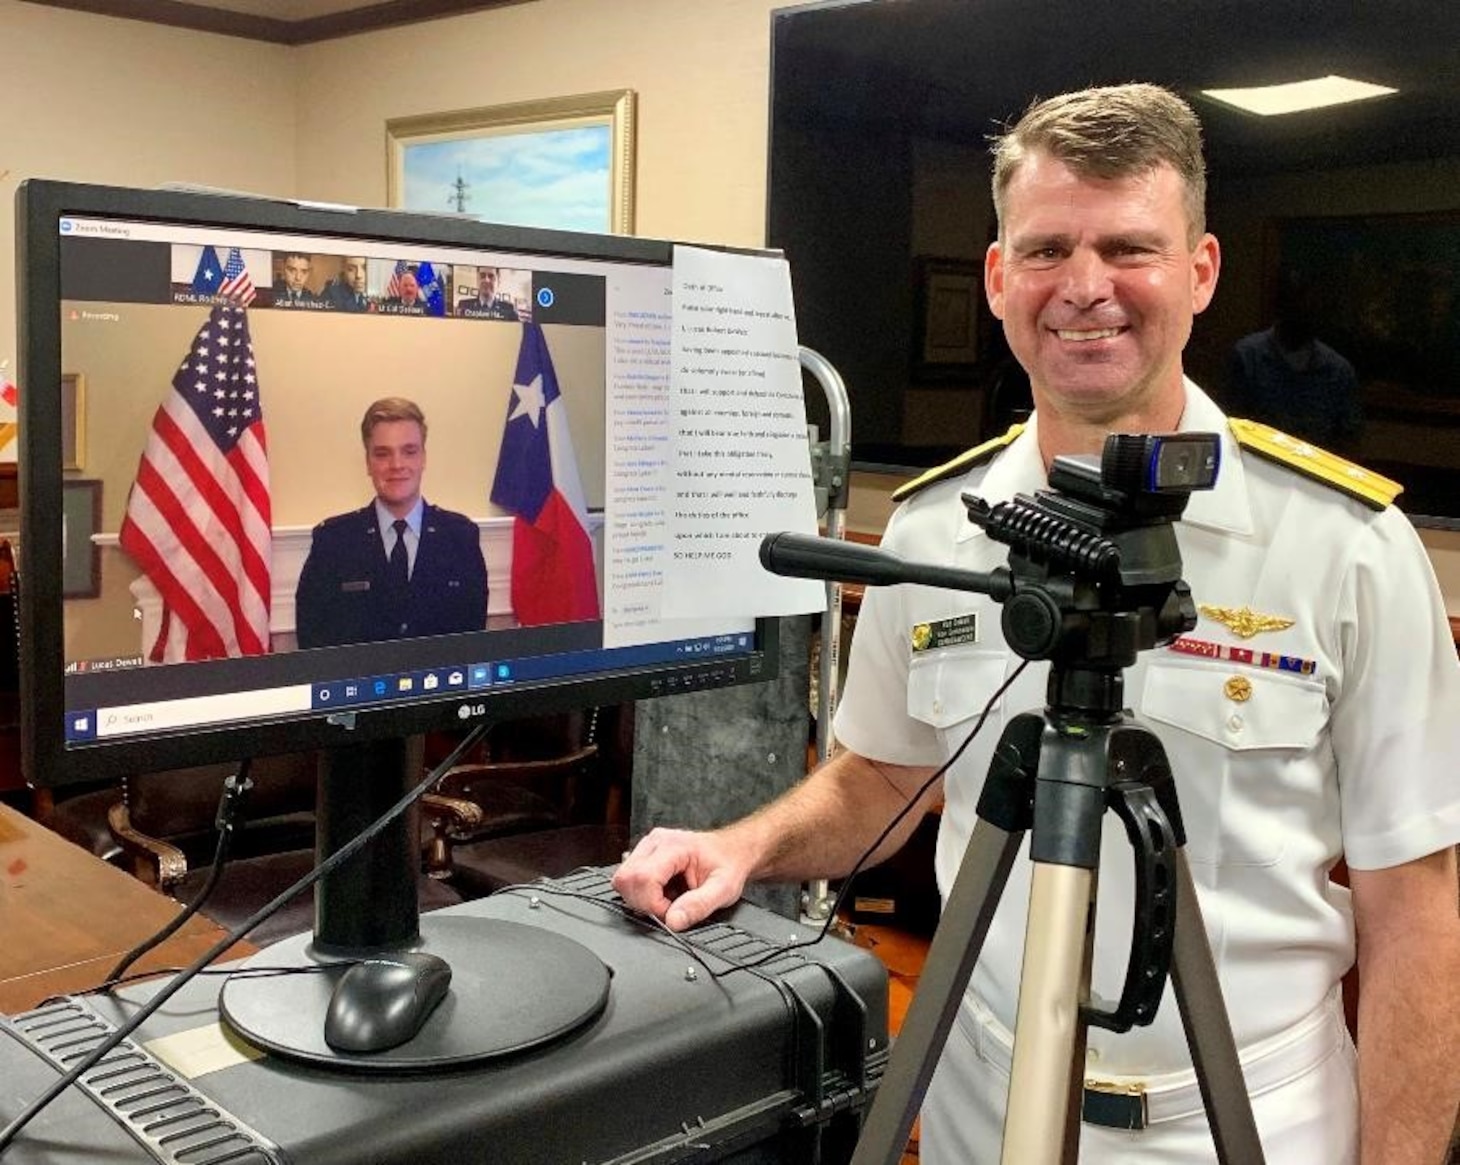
[57, 218, 751, 743]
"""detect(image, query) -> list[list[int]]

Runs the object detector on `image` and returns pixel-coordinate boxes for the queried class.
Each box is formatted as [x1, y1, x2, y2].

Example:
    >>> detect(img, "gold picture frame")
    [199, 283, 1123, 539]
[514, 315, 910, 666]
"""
[386, 90, 637, 235]
[62, 372, 86, 471]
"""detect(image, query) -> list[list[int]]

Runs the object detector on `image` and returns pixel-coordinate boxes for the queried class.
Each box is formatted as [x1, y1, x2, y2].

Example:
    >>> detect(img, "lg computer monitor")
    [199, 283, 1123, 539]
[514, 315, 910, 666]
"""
[15, 179, 783, 1067]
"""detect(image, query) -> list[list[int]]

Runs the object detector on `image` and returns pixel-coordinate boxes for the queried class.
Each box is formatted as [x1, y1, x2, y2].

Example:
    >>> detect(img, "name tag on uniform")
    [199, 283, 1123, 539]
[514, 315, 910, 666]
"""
[911, 614, 979, 652]
[340, 579, 371, 593]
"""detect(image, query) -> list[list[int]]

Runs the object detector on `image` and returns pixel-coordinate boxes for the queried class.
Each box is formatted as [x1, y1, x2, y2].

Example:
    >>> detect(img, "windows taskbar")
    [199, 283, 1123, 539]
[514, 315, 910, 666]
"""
[63, 631, 755, 742]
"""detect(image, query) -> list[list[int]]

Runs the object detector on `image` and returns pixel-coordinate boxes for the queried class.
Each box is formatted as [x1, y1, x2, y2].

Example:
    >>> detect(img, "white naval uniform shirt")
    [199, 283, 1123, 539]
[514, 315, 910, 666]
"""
[834, 381, 1460, 1079]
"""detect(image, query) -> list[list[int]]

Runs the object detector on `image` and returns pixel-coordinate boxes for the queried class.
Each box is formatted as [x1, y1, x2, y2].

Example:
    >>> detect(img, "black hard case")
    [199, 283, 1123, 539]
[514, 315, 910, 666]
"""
[0, 873, 889, 1164]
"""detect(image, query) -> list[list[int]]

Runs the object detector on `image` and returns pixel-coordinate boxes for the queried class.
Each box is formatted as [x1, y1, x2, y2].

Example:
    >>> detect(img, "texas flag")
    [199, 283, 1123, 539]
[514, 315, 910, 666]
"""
[490, 323, 600, 625]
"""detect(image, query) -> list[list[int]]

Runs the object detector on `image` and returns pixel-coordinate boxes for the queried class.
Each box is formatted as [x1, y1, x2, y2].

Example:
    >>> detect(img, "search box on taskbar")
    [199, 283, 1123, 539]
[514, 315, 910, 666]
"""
[94, 685, 314, 738]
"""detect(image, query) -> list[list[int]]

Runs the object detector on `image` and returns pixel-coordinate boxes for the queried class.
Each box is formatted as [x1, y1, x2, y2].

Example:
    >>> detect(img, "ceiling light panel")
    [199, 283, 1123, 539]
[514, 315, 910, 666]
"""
[1201, 75, 1398, 116]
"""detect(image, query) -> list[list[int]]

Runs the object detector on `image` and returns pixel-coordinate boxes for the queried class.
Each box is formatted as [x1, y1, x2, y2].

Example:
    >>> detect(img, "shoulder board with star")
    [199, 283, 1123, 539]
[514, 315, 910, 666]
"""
[1229, 418, 1401, 510]
[891, 423, 1025, 504]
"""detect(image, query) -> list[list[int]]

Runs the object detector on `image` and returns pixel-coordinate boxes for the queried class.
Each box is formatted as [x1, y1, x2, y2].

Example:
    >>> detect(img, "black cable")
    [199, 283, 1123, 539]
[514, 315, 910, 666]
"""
[102, 761, 255, 991]
[40, 960, 354, 1009]
[490, 664, 1030, 982]
[491, 880, 789, 998]
[802, 660, 1032, 953]
[704, 659, 1030, 976]
[0, 723, 489, 1157]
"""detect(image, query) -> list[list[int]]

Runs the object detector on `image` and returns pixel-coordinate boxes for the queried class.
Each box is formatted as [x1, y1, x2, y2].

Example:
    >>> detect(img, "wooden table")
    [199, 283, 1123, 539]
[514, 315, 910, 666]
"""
[0, 802, 254, 1012]
[850, 920, 931, 1165]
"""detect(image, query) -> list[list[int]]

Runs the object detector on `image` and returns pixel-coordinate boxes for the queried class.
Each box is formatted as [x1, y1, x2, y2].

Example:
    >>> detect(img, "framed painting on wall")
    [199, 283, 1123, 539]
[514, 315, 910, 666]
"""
[913, 257, 982, 380]
[386, 90, 637, 235]
[62, 373, 86, 471]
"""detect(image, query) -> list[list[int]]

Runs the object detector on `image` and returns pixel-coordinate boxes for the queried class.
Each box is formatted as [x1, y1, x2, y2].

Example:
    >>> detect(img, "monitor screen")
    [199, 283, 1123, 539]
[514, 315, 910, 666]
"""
[769, 0, 1460, 530]
[17, 180, 776, 790]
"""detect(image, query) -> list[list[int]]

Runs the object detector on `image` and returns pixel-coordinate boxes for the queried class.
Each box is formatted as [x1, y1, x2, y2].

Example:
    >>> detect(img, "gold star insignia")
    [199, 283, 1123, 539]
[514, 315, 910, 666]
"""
[1198, 604, 1295, 639]
[1223, 676, 1253, 702]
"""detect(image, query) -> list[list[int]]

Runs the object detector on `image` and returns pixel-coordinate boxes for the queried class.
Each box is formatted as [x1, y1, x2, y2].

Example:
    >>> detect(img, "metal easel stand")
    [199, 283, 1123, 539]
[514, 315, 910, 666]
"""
[797, 346, 851, 925]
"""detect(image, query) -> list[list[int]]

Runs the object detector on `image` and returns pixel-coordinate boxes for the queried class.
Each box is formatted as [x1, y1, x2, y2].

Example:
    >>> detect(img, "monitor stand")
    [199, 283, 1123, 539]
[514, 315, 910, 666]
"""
[218, 736, 611, 1072]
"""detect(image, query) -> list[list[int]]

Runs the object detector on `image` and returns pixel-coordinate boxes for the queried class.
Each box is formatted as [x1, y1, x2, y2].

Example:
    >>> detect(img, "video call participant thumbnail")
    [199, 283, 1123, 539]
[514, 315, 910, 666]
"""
[458, 266, 520, 321]
[322, 256, 371, 313]
[294, 397, 488, 650]
[383, 270, 423, 313]
[379, 262, 448, 316]
[273, 251, 321, 306]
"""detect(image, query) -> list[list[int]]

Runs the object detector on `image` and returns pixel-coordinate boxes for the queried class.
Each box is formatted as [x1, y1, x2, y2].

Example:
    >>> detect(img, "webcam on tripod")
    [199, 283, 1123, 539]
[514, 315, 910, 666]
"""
[758, 430, 1220, 686]
[960, 433, 1219, 671]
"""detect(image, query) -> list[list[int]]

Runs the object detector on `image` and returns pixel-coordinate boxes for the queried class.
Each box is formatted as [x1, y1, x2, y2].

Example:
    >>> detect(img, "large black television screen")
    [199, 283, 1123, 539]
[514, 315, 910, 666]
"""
[18, 180, 776, 790]
[770, 0, 1460, 529]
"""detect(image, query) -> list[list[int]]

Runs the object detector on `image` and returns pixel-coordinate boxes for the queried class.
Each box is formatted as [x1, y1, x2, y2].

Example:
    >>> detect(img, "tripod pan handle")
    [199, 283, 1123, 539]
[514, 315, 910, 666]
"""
[1081, 782, 1178, 1033]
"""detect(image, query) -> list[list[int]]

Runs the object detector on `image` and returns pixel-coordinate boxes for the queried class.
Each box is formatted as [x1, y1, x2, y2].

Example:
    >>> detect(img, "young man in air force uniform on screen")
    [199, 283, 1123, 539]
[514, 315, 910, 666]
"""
[294, 397, 488, 650]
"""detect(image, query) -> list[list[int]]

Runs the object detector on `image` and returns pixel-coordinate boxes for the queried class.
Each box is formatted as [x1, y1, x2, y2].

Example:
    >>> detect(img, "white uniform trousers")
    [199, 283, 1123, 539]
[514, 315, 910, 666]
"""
[919, 990, 1358, 1164]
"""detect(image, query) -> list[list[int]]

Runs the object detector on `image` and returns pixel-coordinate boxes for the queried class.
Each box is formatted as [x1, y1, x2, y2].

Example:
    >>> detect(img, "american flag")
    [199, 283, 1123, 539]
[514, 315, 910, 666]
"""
[218, 247, 256, 306]
[118, 305, 272, 661]
[385, 259, 408, 299]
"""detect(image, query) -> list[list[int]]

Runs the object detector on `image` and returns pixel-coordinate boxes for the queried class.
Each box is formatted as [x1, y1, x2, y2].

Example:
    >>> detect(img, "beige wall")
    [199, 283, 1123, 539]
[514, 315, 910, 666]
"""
[290, 0, 783, 247]
[3, 0, 1457, 610]
[0, 0, 298, 367]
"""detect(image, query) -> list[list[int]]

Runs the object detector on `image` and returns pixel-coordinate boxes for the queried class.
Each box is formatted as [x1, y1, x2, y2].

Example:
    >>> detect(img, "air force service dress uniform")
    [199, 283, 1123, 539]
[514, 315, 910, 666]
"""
[294, 501, 488, 649]
[832, 381, 1460, 1163]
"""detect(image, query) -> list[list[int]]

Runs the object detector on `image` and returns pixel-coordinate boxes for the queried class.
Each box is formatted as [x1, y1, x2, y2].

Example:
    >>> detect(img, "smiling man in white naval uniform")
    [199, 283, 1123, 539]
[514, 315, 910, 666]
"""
[614, 84, 1460, 1164]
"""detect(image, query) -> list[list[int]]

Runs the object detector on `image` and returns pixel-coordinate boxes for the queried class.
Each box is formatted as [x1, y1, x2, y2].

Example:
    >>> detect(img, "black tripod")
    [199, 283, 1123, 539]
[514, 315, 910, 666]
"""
[762, 432, 1267, 1164]
[849, 664, 1265, 1164]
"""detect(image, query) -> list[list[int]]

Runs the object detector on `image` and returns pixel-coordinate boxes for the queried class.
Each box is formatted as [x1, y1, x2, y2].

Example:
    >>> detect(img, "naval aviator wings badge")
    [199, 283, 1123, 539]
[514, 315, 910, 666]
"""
[911, 614, 980, 652]
[1197, 604, 1295, 640]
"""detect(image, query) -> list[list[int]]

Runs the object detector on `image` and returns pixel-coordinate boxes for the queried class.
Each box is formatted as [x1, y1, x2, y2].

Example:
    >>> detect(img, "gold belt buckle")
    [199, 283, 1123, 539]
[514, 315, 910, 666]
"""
[1081, 1078, 1148, 1130]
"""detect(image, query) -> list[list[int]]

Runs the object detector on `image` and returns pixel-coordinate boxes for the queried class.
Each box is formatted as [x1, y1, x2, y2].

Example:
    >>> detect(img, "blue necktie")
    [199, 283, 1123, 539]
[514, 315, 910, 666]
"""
[389, 519, 409, 587]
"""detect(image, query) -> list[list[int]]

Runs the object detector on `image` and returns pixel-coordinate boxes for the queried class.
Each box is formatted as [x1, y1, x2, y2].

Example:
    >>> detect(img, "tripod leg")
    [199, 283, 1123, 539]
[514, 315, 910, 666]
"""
[1002, 862, 1095, 1164]
[1060, 869, 1098, 1165]
[850, 819, 1023, 1165]
[1169, 851, 1267, 1163]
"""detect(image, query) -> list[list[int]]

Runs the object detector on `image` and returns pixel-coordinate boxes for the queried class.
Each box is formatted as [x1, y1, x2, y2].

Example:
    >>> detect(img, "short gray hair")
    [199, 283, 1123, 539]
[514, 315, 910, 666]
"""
[991, 83, 1207, 244]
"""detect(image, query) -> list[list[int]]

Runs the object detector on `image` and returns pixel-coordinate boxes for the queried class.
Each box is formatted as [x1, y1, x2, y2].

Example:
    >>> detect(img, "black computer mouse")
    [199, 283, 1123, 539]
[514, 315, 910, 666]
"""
[323, 951, 453, 1054]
